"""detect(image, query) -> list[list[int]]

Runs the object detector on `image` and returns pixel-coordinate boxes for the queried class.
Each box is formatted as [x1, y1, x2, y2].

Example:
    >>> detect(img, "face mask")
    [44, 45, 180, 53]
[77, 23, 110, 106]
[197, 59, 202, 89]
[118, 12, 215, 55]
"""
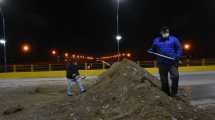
[161, 33, 170, 38]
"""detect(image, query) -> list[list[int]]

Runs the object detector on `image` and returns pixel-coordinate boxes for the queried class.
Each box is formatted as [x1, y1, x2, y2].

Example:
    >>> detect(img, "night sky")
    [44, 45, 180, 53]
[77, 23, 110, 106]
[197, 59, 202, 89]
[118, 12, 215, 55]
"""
[1, 0, 215, 63]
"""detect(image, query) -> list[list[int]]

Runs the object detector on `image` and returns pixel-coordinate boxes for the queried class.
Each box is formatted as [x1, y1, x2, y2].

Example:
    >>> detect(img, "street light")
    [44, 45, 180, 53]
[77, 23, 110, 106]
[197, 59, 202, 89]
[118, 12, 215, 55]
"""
[184, 43, 191, 51]
[0, 3, 7, 72]
[1, 38, 7, 71]
[50, 49, 60, 62]
[115, 0, 123, 61]
[64, 53, 69, 58]
[51, 50, 57, 56]
[0, 39, 5, 44]
[183, 43, 192, 58]
[116, 35, 122, 41]
[116, 34, 122, 60]
[127, 53, 131, 57]
[23, 45, 29, 51]
[22, 44, 31, 53]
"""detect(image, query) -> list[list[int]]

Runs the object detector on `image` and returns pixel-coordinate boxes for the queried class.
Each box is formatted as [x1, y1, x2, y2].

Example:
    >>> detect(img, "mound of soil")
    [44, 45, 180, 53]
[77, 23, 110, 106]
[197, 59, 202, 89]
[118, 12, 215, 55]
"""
[53, 59, 213, 120]
[1, 59, 213, 120]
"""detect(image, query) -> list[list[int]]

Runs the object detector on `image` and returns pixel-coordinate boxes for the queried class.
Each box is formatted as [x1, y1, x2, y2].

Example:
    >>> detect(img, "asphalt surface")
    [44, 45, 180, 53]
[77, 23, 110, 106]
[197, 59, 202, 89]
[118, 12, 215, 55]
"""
[180, 72, 215, 105]
[155, 71, 215, 105]
[0, 72, 215, 105]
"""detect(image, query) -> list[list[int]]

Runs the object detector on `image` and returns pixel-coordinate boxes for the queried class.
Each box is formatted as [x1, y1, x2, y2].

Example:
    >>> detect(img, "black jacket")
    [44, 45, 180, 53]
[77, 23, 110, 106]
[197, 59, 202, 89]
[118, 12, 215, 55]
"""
[66, 63, 80, 79]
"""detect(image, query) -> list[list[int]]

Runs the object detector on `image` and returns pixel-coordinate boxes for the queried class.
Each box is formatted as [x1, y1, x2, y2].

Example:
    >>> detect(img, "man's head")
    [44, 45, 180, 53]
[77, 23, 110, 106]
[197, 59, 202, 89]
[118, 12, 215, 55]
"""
[160, 26, 170, 38]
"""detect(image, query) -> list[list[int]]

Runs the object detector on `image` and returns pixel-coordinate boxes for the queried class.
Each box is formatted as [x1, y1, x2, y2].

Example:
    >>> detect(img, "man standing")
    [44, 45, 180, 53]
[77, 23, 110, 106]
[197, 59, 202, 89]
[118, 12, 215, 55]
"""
[148, 26, 182, 97]
[66, 62, 86, 96]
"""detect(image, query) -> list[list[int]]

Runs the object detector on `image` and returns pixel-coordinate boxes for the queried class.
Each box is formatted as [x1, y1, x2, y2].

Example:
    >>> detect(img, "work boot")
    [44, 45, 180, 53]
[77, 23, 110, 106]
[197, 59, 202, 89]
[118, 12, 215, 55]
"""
[67, 94, 73, 96]
[80, 89, 87, 94]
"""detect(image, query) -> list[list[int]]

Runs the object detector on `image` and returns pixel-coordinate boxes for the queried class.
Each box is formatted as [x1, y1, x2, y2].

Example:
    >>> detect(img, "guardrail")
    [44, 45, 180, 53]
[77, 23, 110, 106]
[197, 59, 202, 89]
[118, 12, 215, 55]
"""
[0, 62, 107, 73]
[0, 58, 215, 73]
[139, 58, 215, 67]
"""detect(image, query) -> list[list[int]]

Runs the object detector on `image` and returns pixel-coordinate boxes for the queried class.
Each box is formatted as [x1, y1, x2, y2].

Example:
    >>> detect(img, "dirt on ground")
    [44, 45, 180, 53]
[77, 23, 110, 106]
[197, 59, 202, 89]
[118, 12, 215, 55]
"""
[0, 59, 215, 120]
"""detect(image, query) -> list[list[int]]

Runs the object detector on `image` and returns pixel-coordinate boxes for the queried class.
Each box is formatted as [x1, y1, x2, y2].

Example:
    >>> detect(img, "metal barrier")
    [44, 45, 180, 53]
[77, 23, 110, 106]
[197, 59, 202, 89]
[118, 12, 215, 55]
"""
[0, 59, 215, 73]
[0, 62, 108, 73]
[138, 59, 215, 67]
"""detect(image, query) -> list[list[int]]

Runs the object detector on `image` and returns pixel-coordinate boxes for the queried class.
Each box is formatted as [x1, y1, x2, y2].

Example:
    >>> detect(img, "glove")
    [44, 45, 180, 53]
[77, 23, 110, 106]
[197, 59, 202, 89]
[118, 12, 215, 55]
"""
[72, 74, 77, 77]
[75, 75, 80, 79]
[175, 57, 183, 65]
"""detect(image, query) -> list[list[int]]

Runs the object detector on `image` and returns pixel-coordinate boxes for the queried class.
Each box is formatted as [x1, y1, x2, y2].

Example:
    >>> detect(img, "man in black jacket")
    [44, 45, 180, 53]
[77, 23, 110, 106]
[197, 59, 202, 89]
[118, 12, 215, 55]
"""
[66, 62, 86, 96]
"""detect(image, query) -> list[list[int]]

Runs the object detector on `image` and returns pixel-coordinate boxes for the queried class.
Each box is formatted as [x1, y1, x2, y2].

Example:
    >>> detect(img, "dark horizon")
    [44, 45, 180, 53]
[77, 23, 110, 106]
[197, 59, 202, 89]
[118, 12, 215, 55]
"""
[0, 0, 215, 64]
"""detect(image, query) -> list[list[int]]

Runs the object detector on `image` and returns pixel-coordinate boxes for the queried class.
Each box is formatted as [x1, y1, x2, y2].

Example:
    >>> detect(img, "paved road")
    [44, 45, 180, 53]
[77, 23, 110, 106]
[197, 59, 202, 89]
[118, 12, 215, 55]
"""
[154, 71, 215, 105]
[0, 76, 98, 88]
[179, 72, 215, 105]
[0, 72, 215, 105]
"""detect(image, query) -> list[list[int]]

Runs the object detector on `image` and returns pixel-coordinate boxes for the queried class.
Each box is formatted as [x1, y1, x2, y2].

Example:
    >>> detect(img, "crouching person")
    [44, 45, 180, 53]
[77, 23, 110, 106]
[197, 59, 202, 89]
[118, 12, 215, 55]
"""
[66, 62, 86, 96]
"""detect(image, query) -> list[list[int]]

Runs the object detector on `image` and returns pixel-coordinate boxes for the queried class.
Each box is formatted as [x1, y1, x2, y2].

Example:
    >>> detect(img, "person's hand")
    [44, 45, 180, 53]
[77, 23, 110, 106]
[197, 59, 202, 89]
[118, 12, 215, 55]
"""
[175, 57, 183, 65]
[72, 74, 76, 77]
[75, 75, 81, 79]
[178, 60, 183, 65]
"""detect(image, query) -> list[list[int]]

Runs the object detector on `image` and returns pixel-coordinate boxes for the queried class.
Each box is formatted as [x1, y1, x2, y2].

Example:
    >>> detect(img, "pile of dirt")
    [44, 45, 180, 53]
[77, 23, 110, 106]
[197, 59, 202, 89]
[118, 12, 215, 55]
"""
[1, 59, 213, 120]
[49, 59, 212, 120]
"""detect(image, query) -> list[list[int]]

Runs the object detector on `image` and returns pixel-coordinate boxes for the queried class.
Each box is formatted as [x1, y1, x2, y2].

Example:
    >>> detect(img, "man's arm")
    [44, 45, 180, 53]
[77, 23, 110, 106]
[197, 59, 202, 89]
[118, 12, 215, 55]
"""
[148, 39, 157, 53]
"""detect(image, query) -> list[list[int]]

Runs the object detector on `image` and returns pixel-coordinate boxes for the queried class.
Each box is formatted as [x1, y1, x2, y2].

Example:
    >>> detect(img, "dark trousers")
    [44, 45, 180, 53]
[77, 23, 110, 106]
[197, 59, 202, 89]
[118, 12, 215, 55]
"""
[158, 64, 179, 96]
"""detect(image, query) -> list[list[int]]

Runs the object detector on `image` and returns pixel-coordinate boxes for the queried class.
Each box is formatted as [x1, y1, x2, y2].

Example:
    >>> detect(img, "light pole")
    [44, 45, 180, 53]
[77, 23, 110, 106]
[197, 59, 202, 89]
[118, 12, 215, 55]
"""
[115, 0, 122, 61]
[183, 43, 192, 58]
[0, 39, 6, 71]
[116, 35, 122, 61]
[0, 6, 6, 72]
[116, 0, 120, 35]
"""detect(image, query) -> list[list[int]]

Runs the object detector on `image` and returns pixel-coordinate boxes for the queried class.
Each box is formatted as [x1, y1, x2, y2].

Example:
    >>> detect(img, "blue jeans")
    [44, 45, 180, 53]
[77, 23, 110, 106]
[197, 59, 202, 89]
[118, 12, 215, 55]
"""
[66, 77, 85, 95]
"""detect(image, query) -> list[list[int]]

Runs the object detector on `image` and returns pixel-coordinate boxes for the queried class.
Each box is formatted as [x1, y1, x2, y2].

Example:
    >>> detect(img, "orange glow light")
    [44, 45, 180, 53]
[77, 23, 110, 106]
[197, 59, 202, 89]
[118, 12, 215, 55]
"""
[64, 53, 69, 57]
[22, 44, 31, 53]
[72, 54, 76, 58]
[184, 44, 191, 50]
[127, 53, 131, 57]
[52, 50, 57, 55]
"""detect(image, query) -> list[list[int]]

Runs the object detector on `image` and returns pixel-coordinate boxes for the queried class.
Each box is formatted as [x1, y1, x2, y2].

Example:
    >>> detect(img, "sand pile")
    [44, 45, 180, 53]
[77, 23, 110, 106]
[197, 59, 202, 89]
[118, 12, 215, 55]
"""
[61, 59, 212, 120]
[1, 59, 213, 120]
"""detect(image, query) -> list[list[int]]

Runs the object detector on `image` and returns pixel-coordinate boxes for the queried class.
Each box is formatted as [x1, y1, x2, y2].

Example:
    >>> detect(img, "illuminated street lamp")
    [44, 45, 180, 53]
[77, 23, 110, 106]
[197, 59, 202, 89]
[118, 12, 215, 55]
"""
[72, 54, 76, 59]
[22, 44, 31, 53]
[116, 34, 122, 61]
[64, 53, 69, 58]
[0, 39, 7, 72]
[50, 49, 60, 62]
[0, 39, 5, 44]
[116, 35, 122, 41]
[0, 39, 6, 67]
[0, 2, 7, 72]
[51, 50, 57, 55]
[184, 43, 191, 51]
[127, 53, 131, 57]
[183, 43, 192, 58]
[23, 45, 29, 51]
[116, 0, 122, 61]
